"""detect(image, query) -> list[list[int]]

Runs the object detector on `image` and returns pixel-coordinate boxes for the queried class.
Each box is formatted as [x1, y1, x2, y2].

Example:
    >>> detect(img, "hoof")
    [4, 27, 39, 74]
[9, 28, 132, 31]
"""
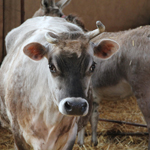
[77, 142, 84, 147]
[91, 141, 98, 147]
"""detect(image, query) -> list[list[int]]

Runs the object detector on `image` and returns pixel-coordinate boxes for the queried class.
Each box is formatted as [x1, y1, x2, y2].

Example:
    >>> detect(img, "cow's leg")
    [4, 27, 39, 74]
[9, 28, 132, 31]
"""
[12, 124, 30, 150]
[148, 128, 150, 150]
[135, 91, 150, 150]
[66, 139, 76, 150]
[90, 102, 99, 146]
[77, 127, 85, 146]
[13, 133, 30, 150]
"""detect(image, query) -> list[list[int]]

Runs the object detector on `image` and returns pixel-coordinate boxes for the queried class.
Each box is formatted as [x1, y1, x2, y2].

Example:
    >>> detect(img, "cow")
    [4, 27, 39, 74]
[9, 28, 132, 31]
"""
[33, 0, 87, 31]
[0, 16, 119, 150]
[77, 26, 150, 149]
[33, 0, 71, 17]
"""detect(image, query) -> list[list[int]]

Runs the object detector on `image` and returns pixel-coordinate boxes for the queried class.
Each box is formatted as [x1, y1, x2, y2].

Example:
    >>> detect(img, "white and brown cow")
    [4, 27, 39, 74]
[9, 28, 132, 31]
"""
[0, 16, 119, 150]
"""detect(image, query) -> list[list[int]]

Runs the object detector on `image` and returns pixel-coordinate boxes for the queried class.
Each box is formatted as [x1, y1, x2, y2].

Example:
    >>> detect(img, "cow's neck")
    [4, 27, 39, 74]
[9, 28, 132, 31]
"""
[42, 116, 78, 150]
[27, 101, 79, 150]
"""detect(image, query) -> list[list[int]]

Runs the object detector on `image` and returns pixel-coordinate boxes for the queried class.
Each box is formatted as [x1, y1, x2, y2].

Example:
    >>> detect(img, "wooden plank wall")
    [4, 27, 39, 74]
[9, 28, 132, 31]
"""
[1, 0, 150, 63]
[0, 0, 21, 62]
[0, 0, 40, 63]
[25, 0, 40, 19]
[64, 0, 150, 31]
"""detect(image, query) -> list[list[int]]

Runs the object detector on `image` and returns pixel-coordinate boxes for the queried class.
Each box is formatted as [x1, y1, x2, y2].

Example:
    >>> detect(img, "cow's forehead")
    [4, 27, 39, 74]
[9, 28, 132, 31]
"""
[50, 49, 93, 76]
[49, 38, 93, 58]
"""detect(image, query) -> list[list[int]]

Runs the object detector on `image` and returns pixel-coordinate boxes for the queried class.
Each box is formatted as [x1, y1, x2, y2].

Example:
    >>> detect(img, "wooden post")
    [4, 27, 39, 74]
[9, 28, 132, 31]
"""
[2, 0, 21, 60]
[21, 0, 24, 24]
[0, 0, 3, 63]
[2, 0, 5, 62]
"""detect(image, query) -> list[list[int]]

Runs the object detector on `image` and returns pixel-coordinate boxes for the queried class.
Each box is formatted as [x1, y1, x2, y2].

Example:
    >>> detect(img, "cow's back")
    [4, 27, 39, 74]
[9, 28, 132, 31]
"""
[5, 16, 83, 54]
[92, 25, 150, 101]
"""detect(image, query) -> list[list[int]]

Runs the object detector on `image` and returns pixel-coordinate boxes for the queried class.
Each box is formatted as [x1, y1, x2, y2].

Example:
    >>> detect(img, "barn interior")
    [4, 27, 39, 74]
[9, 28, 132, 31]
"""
[0, 0, 150, 149]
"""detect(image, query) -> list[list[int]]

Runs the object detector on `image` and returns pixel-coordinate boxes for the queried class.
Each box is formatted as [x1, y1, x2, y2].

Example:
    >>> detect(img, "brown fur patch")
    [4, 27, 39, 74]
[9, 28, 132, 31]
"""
[53, 39, 89, 58]
[66, 14, 88, 32]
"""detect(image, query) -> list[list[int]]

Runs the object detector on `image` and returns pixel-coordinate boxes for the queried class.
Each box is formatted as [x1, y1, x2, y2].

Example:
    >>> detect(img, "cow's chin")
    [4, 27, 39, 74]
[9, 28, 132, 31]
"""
[58, 97, 89, 116]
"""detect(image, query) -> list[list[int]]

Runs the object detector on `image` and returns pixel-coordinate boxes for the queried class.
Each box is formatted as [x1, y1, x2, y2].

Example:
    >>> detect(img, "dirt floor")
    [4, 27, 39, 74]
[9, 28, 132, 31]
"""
[0, 96, 148, 150]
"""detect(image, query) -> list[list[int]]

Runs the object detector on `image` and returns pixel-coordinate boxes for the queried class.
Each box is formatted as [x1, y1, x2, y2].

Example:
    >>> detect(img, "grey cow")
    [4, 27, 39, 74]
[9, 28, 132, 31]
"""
[85, 26, 150, 149]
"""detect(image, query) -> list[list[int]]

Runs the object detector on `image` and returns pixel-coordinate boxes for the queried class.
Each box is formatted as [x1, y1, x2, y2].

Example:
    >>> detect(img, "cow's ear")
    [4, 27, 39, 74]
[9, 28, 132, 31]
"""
[93, 39, 119, 59]
[23, 42, 47, 61]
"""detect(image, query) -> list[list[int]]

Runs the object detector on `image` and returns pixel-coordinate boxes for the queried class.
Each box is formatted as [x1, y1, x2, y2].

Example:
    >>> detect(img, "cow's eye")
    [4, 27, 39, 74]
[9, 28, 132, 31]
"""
[49, 64, 56, 73]
[89, 62, 96, 72]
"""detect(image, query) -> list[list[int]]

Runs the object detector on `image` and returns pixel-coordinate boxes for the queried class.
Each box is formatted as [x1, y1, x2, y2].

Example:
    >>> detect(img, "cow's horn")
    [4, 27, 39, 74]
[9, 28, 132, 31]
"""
[45, 32, 59, 44]
[86, 21, 105, 40]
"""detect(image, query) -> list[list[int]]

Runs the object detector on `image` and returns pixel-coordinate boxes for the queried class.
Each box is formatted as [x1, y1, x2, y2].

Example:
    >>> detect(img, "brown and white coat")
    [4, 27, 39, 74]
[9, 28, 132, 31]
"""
[0, 16, 119, 150]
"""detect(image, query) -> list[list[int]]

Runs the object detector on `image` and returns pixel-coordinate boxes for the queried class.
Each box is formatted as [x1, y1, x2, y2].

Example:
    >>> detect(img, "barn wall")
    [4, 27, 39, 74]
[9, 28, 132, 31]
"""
[63, 0, 150, 31]
[3, 0, 21, 36]
[25, 0, 150, 31]
[0, 0, 21, 62]
[1, 0, 150, 62]
[25, 0, 41, 19]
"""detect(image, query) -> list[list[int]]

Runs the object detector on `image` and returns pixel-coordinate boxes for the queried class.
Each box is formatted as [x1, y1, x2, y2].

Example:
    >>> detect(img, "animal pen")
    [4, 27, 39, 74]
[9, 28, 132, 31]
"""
[0, 0, 150, 149]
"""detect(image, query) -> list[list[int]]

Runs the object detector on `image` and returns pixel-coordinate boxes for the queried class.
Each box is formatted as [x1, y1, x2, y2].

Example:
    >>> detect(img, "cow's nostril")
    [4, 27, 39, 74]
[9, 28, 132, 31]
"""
[65, 101, 72, 112]
[59, 98, 89, 116]
[81, 102, 87, 113]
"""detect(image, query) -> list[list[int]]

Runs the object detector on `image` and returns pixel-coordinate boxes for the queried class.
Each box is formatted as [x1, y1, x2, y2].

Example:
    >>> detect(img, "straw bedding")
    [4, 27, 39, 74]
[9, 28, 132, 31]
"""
[0, 96, 148, 150]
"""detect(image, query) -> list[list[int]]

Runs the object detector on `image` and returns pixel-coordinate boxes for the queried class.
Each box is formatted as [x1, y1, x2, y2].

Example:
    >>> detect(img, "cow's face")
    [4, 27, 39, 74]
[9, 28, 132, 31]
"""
[48, 41, 94, 116]
[23, 32, 119, 116]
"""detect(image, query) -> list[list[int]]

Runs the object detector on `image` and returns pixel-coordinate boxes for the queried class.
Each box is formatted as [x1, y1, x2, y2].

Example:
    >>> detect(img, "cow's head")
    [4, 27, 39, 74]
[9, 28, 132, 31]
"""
[23, 22, 119, 117]
[38, 0, 71, 17]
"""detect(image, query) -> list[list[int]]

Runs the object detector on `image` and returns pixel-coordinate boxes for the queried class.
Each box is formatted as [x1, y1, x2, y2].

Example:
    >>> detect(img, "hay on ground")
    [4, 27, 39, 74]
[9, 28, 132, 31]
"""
[0, 96, 148, 150]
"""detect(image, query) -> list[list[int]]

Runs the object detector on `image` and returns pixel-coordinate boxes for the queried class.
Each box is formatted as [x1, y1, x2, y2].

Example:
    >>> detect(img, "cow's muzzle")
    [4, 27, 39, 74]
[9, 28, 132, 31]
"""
[59, 97, 89, 116]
